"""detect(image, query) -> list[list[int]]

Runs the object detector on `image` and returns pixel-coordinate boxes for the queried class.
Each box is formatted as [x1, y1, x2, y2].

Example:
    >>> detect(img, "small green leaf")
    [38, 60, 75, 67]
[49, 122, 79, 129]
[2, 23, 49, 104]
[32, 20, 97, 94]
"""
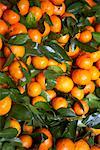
[75, 40, 97, 52]
[26, 12, 37, 28]
[67, 2, 83, 14]
[3, 53, 15, 68]
[46, 79, 56, 90]
[57, 108, 77, 117]
[47, 65, 63, 73]
[8, 34, 29, 45]
[40, 90, 51, 102]
[9, 104, 32, 121]
[0, 88, 10, 100]
[0, 128, 18, 138]
[43, 13, 53, 26]
[44, 70, 61, 79]
[87, 136, 94, 146]
[0, 72, 15, 87]
[92, 32, 100, 43]
[48, 32, 61, 40]
[34, 102, 52, 111]
[29, 0, 41, 7]
[2, 142, 15, 150]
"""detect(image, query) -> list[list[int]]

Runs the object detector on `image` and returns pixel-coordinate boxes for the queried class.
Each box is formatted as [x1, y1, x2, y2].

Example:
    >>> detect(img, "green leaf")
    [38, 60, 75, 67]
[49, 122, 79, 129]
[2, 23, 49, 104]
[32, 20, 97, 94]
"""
[85, 93, 100, 109]
[0, 116, 5, 130]
[40, 42, 71, 63]
[46, 79, 56, 90]
[0, 72, 15, 87]
[44, 70, 61, 79]
[43, 13, 53, 26]
[34, 102, 52, 111]
[29, 0, 41, 7]
[8, 34, 29, 45]
[31, 133, 47, 143]
[62, 121, 77, 140]
[0, 128, 18, 138]
[87, 136, 94, 146]
[3, 53, 15, 68]
[9, 104, 32, 121]
[67, 2, 83, 14]
[92, 32, 100, 43]
[95, 88, 100, 98]
[47, 66, 63, 73]
[48, 32, 61, 40]
[40, 90, 51, 102]
[26, 12, 37, 28]
[75, 40, 97, 52]
[57, 108, 77, 117]
[2, 142, 15, 150]
[82, 112, 100, 129]
[0, 88, 10, 100]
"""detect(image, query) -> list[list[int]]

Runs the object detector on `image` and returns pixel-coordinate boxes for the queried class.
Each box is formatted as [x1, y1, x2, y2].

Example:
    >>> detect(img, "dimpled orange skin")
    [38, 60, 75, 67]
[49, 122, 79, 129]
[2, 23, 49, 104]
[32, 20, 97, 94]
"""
[10, 119, 21, 136]
[79, 30, 92, 43]
[32, 96, 46, 105]
[57, 34, 70, 44]
[23, 124, 33, 134]
[4, 47, 11, 57]
[17, 0, 29, 16]
[95, 24, 100, 32]
[90, 51, 100, 63]
[9, 61, 27, 80]
[75, 139, 90, 150]
[29, 6, 42, 21]
[89, 66, 100, 80]
[27, 82, 42, 97]
[20, 135, 33, 148]
[10, 45, 25, 58]
[72, 69, 91, 85]
[85, 26, 95, 32]
[84, 81, 95, 94]
[71, 86, 84, 100]
[51, 0, 64, 5]
[42, 21, 50, 37]
[48, 59, 58, 66]
[73, 100, 89, 115]
[51, 97, 68, 110]
[0, 20, 8, 35]
[0, 96, 12, 116]
[91, 146, 100, 150]
[28, 29, 42, 44]
[96, 60, 100, 70]
[67, 46, 80, 58]
[46, 90, 56, 100]
[3, 9, 20, 25]
[56, 138, 75, 150]
[0, 38, 2, 50]
[50, 15, 62, 33]
[37, 128, 53, 150]
[32, 56, 48, 69]
[41, 0, 54, 16]
[76, 54, 93, 70]
[9, 23, 27, 36]
[56, 76, 74, 93]
[54, 3, 66, 16]
[36, 72, 46, 90]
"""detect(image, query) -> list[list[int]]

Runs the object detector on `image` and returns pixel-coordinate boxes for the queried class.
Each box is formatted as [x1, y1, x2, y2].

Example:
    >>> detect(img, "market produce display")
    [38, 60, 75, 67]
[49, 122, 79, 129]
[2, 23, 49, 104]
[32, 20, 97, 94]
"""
[0, 0, 100, 149]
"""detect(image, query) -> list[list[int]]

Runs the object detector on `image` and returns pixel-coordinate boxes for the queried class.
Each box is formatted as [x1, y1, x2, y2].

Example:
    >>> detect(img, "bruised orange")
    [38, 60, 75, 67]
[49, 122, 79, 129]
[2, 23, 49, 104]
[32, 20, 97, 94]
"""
[27, 82, 42, 97]
[20, 135, 33, 148]
[56, 138, 75, 150]
[71, 86, 84, 100]
[32, 96, 46, 105]
[17, 0, 29, 16]
[28, 29, 42, 44]
[0, 96, 12, 116]
[51, 97, 68, 110]
[72, 69, 91, 85]
[32, 56, 48, 69]
[73, 100, 89, 115]
[3, 9, 20, 25]
[50, 15, 62, 33]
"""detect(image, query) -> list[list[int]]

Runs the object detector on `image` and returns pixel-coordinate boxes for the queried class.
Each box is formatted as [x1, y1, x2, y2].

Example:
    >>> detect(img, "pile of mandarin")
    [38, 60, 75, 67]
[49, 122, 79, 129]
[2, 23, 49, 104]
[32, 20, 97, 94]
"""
[0, 0, 100, 149]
